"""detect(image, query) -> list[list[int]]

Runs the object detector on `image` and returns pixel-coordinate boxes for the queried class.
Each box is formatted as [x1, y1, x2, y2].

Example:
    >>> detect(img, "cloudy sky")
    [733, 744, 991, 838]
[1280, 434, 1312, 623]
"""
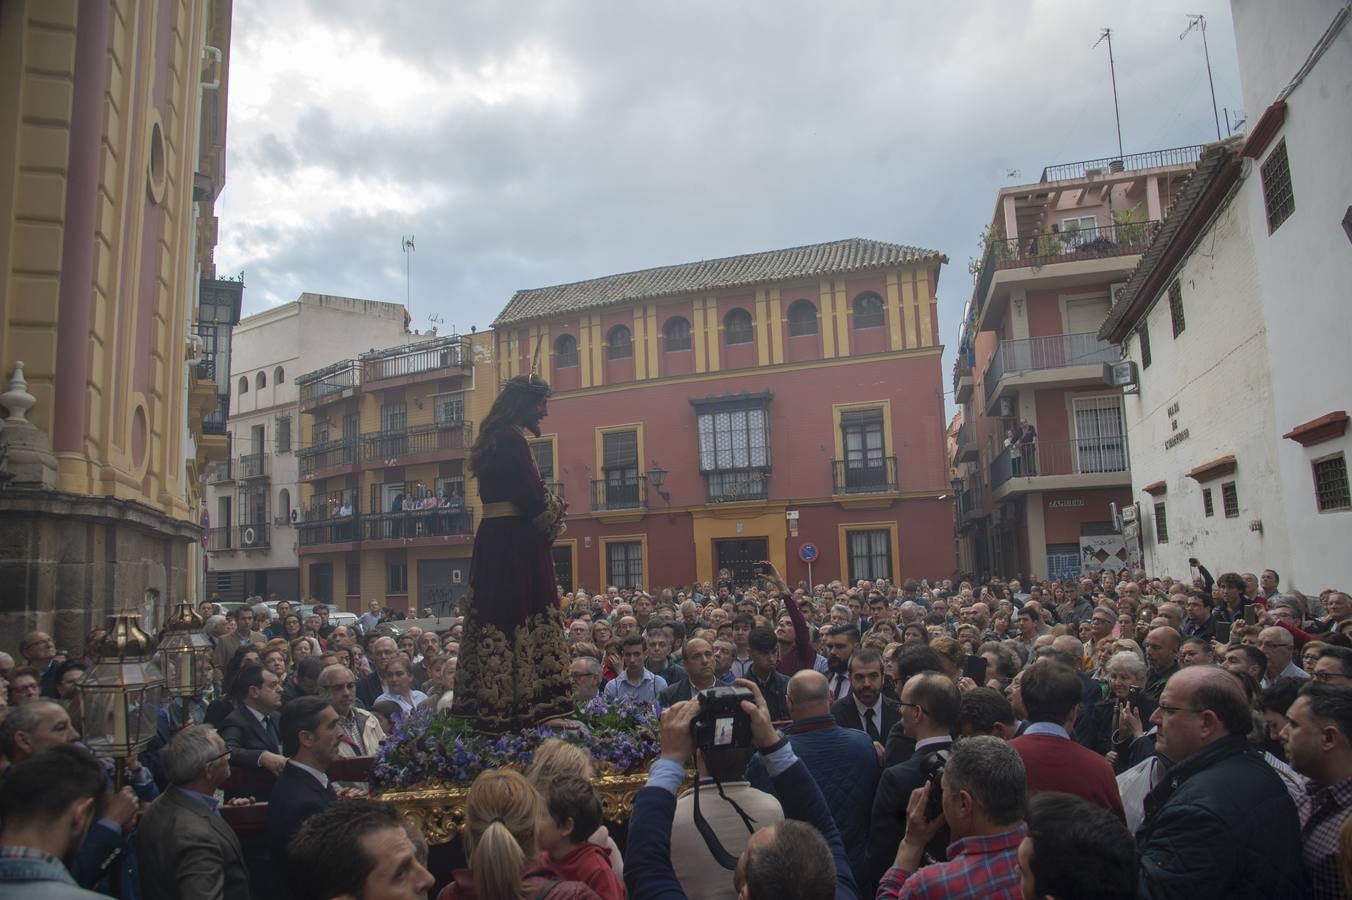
[217, 0, 1245, 410]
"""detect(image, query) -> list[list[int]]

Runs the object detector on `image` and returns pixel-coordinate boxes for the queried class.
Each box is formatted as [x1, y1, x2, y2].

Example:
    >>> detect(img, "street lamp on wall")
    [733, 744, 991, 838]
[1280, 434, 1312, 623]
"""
[648, 461, 670, 507]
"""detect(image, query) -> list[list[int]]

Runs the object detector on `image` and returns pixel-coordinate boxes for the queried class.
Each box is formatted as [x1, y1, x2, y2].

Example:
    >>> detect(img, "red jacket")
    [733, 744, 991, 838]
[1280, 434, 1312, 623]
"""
[1010, 731, 1125, 820]
[540, 843, 624, 900]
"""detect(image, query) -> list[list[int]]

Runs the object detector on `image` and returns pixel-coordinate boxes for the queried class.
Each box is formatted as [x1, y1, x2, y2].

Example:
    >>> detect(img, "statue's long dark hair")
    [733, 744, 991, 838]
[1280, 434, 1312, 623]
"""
[469, 376, 550, 478]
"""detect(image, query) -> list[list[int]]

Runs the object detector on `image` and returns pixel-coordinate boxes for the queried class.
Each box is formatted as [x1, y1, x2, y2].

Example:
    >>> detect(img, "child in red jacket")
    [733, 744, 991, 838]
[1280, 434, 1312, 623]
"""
[536, 774, 625, 900]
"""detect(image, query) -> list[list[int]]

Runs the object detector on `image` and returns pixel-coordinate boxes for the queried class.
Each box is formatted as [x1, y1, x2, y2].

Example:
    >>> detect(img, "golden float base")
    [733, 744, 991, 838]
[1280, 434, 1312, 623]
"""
[379, 770, 657, 846]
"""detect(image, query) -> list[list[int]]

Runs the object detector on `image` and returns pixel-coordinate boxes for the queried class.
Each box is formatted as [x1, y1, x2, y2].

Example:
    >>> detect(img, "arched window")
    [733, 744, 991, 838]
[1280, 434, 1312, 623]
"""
[787, 299, 818, 336]
[279, 488, 291, 522]
[238, 375, 249, 394]
[663, 316, 692, 352]
[607, 326, 633, 360]
[853, 292, 885, 329]
[274, 366, 285, 384]
[724, 308, 753, 345]
[555, 334, 579, 368]
[256, 370, 267, 389]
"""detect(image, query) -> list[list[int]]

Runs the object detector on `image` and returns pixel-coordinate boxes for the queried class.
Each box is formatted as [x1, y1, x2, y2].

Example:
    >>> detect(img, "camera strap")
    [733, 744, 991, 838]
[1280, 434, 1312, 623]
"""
[691, 750, 758, 870]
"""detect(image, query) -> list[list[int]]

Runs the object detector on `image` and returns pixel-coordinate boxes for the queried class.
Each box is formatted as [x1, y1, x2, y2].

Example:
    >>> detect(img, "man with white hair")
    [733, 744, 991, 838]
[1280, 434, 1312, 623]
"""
[137, 725, 249, 900]
[318, 665, 385, 762]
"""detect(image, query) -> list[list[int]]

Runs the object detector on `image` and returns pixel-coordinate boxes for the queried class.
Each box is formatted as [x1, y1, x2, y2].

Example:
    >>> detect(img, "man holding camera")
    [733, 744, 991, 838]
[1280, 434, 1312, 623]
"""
[626, 680, 860, 900]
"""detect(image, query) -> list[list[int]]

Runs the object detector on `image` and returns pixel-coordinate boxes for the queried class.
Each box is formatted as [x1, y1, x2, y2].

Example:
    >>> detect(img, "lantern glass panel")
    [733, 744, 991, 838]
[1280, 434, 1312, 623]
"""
[80, 658, 164, 758]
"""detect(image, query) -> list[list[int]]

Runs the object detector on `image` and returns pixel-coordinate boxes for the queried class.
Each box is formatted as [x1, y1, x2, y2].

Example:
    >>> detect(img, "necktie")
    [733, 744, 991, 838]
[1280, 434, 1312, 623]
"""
[263, 715, 280, 753]
[832, 675, 845, 701]
[864, 707, 880, 742]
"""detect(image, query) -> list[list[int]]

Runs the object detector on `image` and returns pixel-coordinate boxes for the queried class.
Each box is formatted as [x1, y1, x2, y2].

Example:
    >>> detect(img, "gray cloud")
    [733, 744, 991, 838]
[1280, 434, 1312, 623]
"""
[219, 0, 1245, 413]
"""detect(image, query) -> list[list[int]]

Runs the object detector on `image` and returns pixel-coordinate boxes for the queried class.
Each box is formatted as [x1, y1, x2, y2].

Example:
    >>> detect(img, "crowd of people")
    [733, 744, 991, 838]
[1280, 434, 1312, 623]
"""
[0, 558, 1350, 899]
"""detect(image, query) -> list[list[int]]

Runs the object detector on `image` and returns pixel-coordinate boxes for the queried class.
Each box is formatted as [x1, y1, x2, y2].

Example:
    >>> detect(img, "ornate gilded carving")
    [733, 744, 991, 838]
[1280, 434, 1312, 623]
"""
[379, 770, 684, 846]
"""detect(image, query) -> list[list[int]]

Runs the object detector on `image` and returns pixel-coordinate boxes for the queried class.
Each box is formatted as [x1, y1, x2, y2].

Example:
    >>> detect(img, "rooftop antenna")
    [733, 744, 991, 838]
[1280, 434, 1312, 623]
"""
[1093, 28, 1125, 159]
[1181, 14, 1222, 141]
[401, 235, 416, 319]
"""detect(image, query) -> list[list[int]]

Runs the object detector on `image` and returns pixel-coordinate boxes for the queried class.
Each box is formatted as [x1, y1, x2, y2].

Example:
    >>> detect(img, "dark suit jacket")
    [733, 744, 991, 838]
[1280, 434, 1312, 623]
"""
[863, 738, 952, 895]
[356, 671, 384, 709]
[882, 721, 916, 768]
[831, 695, 900, 744]
[137, 786, 250, 900]
[266, 762, 338, 892]
[219, 705, 281, 769]
[658, 678, 716, 706]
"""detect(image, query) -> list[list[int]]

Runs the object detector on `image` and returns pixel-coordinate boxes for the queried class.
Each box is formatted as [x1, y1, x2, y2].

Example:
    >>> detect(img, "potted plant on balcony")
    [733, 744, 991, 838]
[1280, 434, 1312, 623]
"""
[1113, 205, 1149, 246]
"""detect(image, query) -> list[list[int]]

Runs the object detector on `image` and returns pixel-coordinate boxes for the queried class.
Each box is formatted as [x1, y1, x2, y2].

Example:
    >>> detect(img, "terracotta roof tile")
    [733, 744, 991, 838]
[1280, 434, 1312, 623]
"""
[494, 238, 945, 326]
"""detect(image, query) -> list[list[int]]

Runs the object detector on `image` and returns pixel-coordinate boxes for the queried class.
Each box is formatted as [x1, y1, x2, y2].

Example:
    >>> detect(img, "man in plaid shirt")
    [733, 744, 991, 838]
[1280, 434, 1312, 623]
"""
[876, 735, 1025, 899]
[1280, 683, 1352, 900]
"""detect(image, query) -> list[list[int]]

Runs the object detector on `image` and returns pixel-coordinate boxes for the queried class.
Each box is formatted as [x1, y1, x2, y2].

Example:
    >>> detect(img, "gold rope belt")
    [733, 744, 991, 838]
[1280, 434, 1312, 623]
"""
[481, 502, 524, 519]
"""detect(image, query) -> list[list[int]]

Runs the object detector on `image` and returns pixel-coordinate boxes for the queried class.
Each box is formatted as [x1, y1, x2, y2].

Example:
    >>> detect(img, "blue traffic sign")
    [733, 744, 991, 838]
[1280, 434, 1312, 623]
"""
[799, 543, 819, 563]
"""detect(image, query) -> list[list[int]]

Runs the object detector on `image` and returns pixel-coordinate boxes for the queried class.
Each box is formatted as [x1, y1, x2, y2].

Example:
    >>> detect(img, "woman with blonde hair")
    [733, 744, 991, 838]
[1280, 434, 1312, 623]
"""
[439, 769, 600, 900]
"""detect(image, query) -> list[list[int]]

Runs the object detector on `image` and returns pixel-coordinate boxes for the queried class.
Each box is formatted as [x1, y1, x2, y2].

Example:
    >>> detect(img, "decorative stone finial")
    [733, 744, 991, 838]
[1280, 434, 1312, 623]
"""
[0, 361, 35, 424]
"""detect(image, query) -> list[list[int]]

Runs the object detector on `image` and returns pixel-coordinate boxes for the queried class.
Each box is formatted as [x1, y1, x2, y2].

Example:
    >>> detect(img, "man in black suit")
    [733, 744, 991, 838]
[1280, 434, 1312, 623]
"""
[659, 638, 717, 706]
[137, 725, 250, 900]
[266, 696, 341, 895]
[882, 644, 946, 767]
[864, 671, 959, 895]
[831, 647, 899, 746]
[218, 665, 286, 798]
[356, 635, 399, 709]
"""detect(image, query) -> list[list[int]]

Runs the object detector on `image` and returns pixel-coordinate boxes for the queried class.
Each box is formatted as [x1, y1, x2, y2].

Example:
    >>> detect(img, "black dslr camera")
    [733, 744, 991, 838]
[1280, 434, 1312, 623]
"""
[692, 685, 755, 754]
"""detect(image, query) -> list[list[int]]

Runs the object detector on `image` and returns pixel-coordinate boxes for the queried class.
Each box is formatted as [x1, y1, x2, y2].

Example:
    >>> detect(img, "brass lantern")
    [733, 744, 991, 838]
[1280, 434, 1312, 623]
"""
[79, 611, 166, 767]
[158, 599, 213, 701]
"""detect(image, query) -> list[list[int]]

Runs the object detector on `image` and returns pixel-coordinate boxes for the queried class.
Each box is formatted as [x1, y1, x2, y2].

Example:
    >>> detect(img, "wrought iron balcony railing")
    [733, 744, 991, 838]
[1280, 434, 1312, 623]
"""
[297, 517, 361, 547]
[205, 527, 232, 551]
[591, 476, 648, 511]
[238, 452, 268, 479]
[703, 469, 770, 503]
[360, 421, 472, 463]
[831, 456, 899, 494]
[360, 335, 472, 385]
[990, 437, 1130, 488]
[297, 438, 359, 477]
[983, 332, 1119, 403]
[238, 522, 270, 549]
[1040, 144, 1204, 183]
[361, 508, 474, 541]
[206, 460, 233, 484]
[297, 360, 360, 407]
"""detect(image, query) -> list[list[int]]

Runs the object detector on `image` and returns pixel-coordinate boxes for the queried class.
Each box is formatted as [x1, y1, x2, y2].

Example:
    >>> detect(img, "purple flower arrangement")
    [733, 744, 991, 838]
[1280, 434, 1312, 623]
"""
[372, 696, 661, 791]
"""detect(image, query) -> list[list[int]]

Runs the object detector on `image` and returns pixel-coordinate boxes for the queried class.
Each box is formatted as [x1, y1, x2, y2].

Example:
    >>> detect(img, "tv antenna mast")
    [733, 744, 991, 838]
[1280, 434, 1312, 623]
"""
[401, 235, 416, 318]
[1181, 14, 1222, 141]
[1093, 28, 1125, 159]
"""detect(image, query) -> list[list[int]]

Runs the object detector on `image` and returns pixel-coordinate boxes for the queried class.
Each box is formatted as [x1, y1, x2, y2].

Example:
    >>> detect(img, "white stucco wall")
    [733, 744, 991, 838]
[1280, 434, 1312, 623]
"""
[1121, 185, 1291, 582]
[208, 295, 409, 576]
[1232, 0, 1352, 592]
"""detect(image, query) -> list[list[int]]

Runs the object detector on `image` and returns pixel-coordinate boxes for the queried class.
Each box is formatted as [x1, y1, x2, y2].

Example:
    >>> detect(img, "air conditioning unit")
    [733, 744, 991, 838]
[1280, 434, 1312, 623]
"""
[241, 526, 260, 548]
[1120, 503, 1138, 524]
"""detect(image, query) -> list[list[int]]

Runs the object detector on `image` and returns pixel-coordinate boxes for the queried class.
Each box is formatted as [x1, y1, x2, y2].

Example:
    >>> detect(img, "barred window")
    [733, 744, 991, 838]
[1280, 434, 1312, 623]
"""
[1138, 322, 1152, 369]
[853, 292, 885, 329]
[1261, 140, 1294, 232]
[1313, 454, 1351, 512]
[1168, 280, 1185, 338]
[275, 416, 292, 454]
[663, 317, 692, 352]
[1155, 501, 1169, 544]
[1221, 481, 1239, 518]
[847, 529, 892, 582]
[530, 439, 555, 481]
[606, 541, 644, 589]
[345, 560, 360, 597]
[607, 326, 632, 360]
[1202, 487, 1214, 517]
[787, 300, 818, 336]
[434, 393, 464, 424]
[725, 309, 753, 345]
[555, 334, 578, 368]
[386, 557, 408, 594]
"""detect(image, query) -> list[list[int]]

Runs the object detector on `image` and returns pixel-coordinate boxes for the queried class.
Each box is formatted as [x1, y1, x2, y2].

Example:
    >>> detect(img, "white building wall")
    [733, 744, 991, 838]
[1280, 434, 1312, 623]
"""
[1232, 0, 1352, 593]
[1121, 186, 1291, 581]
[207, 295, 408, 585]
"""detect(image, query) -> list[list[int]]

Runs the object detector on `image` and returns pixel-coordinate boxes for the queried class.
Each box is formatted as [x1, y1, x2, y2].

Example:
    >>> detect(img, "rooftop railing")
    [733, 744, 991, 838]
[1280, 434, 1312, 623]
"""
[360, 335, 471, 385]
[1040, 144, 1205, 183]
[297, 360, 359, 407]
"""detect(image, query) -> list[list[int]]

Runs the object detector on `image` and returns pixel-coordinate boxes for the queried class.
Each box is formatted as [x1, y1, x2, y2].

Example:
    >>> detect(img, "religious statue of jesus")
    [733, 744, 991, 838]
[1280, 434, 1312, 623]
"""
[450, 372, 574, 732]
